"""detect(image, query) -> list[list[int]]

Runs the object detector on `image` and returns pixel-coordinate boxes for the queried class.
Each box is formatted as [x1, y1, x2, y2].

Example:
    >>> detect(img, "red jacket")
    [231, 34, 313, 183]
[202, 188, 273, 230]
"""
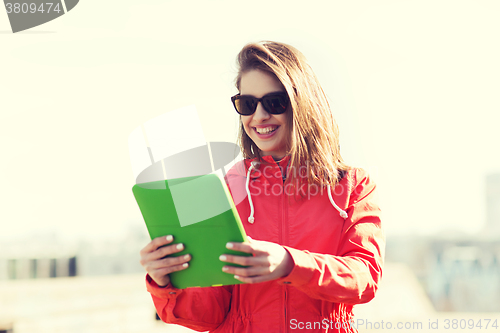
[145, 155, 384, 333]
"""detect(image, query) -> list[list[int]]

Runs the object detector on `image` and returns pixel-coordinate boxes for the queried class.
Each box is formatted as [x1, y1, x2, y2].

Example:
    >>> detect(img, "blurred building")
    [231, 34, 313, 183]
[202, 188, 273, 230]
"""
[0, 225, 149, 281]
[387, 234, 500, 312]
[385, 172, 500, 312]
[425, 238, 500, 312]
[0, 234, 78, 281]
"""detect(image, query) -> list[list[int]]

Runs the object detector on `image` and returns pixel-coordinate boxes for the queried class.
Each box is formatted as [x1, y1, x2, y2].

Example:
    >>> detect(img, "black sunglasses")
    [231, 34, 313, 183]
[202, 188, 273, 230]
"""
[231, 92, 289, 116]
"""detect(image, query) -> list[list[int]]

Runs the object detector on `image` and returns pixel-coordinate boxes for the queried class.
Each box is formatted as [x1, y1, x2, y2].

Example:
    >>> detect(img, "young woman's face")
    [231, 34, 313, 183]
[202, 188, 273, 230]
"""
[239, 70, 289, 160]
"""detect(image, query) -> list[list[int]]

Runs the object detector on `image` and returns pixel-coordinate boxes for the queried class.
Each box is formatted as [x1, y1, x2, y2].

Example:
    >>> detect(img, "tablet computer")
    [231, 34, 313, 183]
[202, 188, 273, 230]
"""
[132, 173, 250, 289]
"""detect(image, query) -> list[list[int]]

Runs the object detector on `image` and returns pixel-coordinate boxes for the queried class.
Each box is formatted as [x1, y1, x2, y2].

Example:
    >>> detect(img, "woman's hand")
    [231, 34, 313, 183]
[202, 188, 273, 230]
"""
[139, 235, 191, 287]
[220, 237, 294, 284]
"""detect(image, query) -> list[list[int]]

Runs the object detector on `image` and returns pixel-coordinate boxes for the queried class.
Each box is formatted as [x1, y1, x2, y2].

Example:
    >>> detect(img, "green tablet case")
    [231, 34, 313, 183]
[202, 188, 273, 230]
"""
[132, 173, 250, 289]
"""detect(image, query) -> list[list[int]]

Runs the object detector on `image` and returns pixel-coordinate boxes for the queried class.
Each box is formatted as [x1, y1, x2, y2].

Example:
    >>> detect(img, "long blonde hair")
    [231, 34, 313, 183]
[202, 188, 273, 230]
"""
[235, 41, 349, 188]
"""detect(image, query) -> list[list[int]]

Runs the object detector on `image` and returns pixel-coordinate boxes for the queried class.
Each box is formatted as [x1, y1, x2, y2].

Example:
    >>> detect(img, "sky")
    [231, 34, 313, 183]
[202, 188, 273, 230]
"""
[1, 0, 499, 243]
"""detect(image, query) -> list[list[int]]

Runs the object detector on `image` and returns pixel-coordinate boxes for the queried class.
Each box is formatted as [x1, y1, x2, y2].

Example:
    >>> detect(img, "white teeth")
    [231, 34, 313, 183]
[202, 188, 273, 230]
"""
[255, 126, 277, 134]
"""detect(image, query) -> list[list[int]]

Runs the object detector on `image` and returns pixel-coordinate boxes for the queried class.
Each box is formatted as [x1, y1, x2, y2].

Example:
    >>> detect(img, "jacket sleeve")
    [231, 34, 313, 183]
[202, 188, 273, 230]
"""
[275, 168, 385, 304]
[145, 274, 233, 331]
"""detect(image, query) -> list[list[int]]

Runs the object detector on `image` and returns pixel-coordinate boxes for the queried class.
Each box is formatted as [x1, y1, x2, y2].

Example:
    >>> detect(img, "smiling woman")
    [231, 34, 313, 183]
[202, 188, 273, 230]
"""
[237, 70, 290, 160]
[140, 41, 385, 333]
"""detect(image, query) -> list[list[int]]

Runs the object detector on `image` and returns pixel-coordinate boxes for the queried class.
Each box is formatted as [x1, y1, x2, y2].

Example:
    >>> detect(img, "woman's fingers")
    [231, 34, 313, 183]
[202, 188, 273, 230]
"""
[149, 254, 191, 270]
[222, 263, 271, 277]
[219, 250, 272, 278]
[156, 262, 190, 276]
[149, 261, 189, 288]
[140, 235, 173, 255]
[140, 236, 186, 266]
[219, 253, 265, 267]
[151, 243, 185, 261]
[225, 241, 256, 254]
[220, 239, 293, 284]
[139, 236, 192, 287]
[225, 239, 272, 257]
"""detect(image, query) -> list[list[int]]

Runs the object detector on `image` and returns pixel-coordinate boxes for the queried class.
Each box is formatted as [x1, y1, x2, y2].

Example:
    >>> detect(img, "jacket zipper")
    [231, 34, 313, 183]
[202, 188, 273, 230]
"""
[284, 286, 288, 332]
[281, 168, 288, 333]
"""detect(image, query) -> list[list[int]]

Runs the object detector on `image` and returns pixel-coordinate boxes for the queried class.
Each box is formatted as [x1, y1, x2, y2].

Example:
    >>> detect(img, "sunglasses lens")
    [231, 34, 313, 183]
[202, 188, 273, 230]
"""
[262, 94, 288, 114]
[232, 93, 289, 115]
[234, 96, 257, 115]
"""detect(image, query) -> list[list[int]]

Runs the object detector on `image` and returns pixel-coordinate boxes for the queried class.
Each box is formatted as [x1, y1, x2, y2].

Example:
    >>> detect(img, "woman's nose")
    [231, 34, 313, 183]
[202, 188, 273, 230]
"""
[252, 102, 271, 121]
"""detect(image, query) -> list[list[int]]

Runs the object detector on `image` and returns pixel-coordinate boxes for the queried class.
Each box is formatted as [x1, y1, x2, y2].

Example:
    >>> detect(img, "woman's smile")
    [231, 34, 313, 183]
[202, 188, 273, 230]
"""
[253, 125, 279, 136]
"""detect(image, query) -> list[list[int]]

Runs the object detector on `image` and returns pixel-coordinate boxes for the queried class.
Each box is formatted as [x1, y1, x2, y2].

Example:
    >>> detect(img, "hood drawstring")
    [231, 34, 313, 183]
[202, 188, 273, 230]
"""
[327, 185, 348, 218]
[245, 161, 259, 224]
[245, 160, 348, 223]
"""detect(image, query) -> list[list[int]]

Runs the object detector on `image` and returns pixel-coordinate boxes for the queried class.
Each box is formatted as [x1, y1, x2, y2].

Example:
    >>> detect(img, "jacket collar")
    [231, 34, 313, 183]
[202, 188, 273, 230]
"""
[260, 154, 291, 168]
[243, 155, 291, 181]
[244, 155, 291, 169]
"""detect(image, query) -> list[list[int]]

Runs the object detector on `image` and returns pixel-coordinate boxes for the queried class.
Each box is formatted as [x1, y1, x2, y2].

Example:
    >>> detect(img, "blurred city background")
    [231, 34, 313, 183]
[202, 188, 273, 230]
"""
[1, 0, 500, 332]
